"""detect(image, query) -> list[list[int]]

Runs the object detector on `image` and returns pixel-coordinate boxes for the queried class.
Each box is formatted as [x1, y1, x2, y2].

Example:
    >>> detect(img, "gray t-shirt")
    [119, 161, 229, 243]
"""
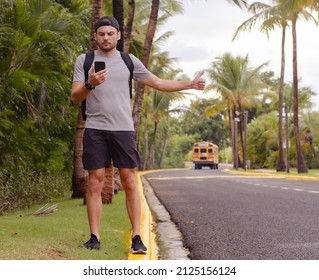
[73, 50, 150, 131]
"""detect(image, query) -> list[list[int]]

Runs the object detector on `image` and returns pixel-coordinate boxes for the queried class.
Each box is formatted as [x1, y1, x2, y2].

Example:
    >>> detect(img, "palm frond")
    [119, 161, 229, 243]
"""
[28, 204, 58, 216]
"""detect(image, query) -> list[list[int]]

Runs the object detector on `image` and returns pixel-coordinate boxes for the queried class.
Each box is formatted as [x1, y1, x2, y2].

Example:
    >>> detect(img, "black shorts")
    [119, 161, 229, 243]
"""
[82, 129, 140, 170]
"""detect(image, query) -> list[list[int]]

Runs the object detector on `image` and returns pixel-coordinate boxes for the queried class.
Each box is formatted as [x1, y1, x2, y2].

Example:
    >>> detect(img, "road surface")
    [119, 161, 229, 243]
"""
[144, 166, 319, 260]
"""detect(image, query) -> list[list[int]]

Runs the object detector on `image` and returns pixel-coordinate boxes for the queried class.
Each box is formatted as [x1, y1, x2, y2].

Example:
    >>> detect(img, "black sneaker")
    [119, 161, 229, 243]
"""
[81, 234, 100, 250]
[130, 235, 147, 254]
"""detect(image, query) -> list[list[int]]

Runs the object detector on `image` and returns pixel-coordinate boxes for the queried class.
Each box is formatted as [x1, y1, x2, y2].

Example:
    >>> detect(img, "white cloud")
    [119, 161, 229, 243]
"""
[157, 0, 319, 109]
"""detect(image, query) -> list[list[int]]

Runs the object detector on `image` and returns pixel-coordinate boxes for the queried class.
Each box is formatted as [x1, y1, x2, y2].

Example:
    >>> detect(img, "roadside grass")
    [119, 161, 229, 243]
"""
[0, 191, 131, 260]
[267, 168, 319, 177]
[232, 168, 319, 178]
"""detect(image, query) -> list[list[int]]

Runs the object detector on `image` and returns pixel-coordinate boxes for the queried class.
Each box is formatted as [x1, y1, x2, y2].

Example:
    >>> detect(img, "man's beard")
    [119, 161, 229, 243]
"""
[96, 41, 115, 52]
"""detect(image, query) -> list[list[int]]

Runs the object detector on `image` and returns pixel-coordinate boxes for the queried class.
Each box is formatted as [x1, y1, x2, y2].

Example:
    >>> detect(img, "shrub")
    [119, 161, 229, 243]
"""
[0, 168, 71, 215]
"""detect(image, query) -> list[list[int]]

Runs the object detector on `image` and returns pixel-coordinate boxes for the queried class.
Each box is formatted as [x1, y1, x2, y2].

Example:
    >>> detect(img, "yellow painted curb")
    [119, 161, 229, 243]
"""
[225, 169, 319, 181]
[127, 171, 159, 260]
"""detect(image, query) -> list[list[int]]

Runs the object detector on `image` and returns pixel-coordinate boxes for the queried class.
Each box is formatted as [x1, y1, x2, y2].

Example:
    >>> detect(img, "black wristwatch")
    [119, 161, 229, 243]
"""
[85, 82, 95, 90]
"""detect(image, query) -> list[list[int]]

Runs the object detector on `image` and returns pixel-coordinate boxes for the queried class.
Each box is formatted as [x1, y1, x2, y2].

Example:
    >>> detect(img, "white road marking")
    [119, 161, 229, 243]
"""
[148, 175, 319, 195]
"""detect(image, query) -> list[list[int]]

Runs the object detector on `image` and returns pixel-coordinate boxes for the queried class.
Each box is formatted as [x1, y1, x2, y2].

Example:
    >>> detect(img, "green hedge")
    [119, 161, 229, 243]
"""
[0, 169, 71, 215]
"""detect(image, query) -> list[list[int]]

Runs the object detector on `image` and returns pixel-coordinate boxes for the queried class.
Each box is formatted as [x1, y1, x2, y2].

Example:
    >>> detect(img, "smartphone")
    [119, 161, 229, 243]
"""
[94, 61, 106, 72]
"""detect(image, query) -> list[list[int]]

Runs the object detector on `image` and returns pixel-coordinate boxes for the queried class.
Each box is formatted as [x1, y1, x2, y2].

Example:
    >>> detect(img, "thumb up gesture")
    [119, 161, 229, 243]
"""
[192, 70, 206, 90]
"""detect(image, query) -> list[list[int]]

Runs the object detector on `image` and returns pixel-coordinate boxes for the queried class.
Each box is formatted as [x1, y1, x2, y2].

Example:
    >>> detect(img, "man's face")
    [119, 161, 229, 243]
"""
[94, 26, 120, 52]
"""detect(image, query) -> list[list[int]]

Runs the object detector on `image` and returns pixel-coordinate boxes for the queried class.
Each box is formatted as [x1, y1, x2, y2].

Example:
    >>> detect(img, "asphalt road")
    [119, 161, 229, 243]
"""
[144, 166, 319, 260]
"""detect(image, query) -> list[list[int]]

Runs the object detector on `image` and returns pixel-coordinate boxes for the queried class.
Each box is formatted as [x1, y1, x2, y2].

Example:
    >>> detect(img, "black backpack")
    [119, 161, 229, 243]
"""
[81, 51, 134, 121]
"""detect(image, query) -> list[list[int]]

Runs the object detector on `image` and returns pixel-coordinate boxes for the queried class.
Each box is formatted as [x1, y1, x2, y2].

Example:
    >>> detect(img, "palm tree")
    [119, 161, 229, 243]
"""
[147, 84, 188, 169]
[124, 0, 135, 53]
[113, 0, 124, 51]
[290, 9, 307, 173]
[233, 1, 289, 171]
[139, 47, 188, 169]
[132, 0, 160, 134]
[131, 0, 183, 135]
[205, 53, 269, 167]
[283, 82, 316, 112]
[278, 0, 319, 173]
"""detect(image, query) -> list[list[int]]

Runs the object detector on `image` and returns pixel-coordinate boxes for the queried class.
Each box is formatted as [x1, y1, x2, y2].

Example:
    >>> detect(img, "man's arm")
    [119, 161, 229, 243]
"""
[71, 68, 108, 104]
[141, 70, 205, 92]
[70, 82, 91, 104]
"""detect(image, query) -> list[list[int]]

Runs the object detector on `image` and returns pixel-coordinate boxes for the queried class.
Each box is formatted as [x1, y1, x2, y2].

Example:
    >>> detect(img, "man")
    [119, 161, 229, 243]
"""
[71, 16, 205, 254]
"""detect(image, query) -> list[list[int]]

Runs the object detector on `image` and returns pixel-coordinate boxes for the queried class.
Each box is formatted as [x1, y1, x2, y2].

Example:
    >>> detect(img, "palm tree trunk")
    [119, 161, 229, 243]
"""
[141, 118, 149, 170]
[159, 125, 168, 168]
[90, 0, 103, 51]
[124, 0, 135, 53]
[148, 121, 158, 169]
[71, 109, 88, 198]
[102, 161, 114, 203]
[132, 0, 160, 133]
[277, 25, 287, 172]
[292, 19, 307, 173]
[113, 0, 124, 51]
[147, 143, 155, 169]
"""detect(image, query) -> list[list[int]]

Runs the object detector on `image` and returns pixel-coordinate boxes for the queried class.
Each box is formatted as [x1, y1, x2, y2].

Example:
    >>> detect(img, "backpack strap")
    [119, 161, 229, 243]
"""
[120, 52, 134, 99]
[81, 51, 95, 121]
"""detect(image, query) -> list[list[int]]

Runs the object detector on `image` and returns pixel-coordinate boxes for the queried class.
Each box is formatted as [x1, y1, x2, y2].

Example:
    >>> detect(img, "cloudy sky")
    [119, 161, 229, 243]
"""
[157, 0, 319, 109]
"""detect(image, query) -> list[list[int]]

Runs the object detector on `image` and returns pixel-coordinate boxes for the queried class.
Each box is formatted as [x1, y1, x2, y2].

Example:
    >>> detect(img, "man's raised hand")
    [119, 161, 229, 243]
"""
[192, 70, 206, 90]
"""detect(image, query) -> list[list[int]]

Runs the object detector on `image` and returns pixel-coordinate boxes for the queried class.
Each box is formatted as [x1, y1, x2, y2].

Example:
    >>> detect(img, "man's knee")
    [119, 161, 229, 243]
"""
[88, 169, 105, 193]
[119, 168, 136, 191]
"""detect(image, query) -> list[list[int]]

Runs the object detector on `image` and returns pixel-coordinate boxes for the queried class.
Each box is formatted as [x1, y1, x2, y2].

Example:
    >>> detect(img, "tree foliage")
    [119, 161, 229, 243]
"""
[0, 0, 91, 213]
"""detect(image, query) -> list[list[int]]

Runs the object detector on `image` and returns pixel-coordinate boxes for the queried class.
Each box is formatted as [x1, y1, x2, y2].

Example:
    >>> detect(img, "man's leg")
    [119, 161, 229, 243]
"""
[119, 167, 147, 254]
[118, 168, 141, 237]
[86, 168, 105, 241]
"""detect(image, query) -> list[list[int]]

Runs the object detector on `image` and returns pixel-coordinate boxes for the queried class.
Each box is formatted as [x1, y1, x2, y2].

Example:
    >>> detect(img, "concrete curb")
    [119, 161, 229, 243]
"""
[141, 175, 190, 260]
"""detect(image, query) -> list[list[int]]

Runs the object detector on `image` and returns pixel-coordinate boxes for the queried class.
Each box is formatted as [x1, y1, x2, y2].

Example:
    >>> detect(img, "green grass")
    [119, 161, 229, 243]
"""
[271, 168, 319, 177]
[0, 191, 132, 260]
[237, 168, 319, 178]
[249, 168, 319, 177]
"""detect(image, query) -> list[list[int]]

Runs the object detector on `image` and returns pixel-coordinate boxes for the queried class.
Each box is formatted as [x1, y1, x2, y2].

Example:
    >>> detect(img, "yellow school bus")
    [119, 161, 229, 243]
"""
[192, 141, 219, 169]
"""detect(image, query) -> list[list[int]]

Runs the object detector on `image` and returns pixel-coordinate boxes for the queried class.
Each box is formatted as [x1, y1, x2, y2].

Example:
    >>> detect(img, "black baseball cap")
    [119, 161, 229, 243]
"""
[95, 16, 120, 32]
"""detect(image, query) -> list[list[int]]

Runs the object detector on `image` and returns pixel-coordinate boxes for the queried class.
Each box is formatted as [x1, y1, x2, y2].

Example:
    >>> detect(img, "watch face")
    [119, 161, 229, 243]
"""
[85, 82, 93, 90]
